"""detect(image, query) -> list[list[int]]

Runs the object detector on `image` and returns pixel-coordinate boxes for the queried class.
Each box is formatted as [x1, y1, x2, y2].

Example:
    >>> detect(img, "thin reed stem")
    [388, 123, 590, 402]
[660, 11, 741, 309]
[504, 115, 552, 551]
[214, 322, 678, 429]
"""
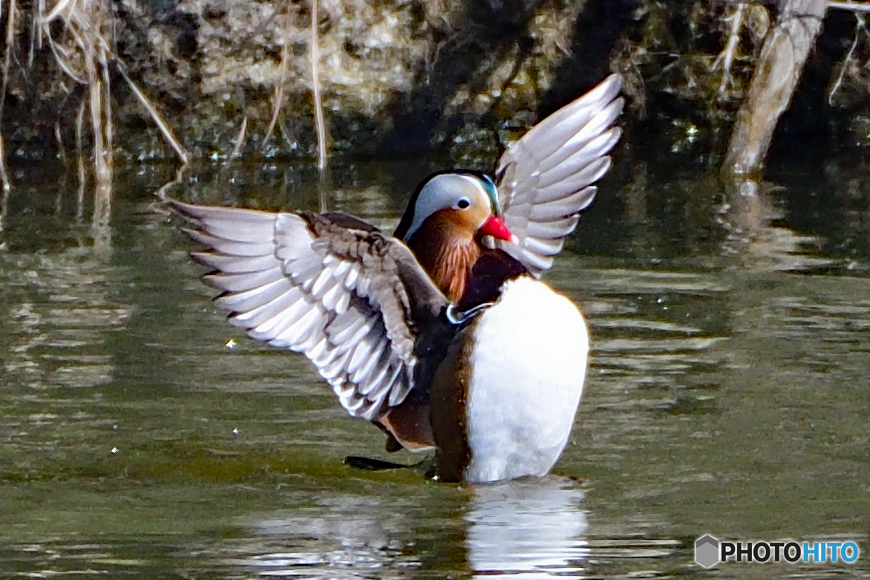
[311, 0, 327, 173]
[263, 3, 291, 152]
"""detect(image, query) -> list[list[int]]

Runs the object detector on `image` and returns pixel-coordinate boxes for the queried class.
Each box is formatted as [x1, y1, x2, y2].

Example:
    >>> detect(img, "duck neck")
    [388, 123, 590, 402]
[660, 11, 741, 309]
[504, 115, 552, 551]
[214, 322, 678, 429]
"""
[407, 223, 480, 303]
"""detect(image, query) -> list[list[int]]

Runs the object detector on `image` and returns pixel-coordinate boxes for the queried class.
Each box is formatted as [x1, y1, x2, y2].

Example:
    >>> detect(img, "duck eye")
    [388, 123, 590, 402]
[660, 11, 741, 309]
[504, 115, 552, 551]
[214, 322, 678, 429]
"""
[456, 198, 470, 209]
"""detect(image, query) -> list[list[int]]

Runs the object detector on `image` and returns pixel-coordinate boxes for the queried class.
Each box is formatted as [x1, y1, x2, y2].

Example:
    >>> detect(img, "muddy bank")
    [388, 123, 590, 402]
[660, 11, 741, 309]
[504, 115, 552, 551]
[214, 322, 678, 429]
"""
[0, 1, 867, 166]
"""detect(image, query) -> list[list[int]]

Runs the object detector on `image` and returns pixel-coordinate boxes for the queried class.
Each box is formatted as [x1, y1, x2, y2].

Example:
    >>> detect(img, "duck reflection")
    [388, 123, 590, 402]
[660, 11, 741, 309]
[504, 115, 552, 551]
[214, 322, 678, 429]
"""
[230, 493, 424, 577]
[224, 477, 589, 578]
[465, 478, 589, 578]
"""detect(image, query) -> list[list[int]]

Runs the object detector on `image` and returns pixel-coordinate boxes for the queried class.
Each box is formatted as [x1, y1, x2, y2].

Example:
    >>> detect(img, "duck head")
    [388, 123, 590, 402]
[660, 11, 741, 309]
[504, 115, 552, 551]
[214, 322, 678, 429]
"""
[394, 172, 514, 302]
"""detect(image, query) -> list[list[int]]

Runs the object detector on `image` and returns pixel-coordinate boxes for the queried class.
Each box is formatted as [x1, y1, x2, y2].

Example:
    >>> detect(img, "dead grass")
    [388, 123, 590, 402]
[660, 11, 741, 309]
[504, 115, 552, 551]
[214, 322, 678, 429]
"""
[0, 0, 333, 199]
[261, 0, 329, 172]
[0, 0, 188, 194]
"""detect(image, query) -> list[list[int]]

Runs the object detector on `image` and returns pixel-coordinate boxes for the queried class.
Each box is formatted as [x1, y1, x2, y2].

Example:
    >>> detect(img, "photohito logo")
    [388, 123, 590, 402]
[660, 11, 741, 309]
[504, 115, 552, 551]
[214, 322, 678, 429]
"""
[695, 535, 720, 568]
[695, 535, 860, 568]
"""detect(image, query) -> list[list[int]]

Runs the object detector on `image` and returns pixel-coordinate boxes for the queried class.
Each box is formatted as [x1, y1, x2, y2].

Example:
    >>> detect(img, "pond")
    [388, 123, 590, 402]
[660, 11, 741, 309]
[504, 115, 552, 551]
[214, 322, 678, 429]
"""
[1, 154, 868, 578]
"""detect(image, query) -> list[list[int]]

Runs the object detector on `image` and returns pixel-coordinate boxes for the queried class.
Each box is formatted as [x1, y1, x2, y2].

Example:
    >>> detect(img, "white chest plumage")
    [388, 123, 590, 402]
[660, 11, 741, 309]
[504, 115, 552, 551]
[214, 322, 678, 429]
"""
[461, 276, 589, 482]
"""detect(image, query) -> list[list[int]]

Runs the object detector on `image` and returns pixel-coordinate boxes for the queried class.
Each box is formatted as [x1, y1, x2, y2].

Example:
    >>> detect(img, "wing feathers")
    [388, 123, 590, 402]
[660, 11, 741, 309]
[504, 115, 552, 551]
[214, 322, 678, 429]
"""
[525, 216, 580, 238]
[529, 187, 597, 221]
[522, 74, 622, 141]
[321, 281, 346, 312]
[193, 252, 279, 274]
[185, 229, 275, 257]
[495, 74, 623, 277]
[233, 284, 303, 329]
[204, 267, 286, 293]
[519, 252, 554, 272]
[214, 278, 293, 312]
[352, 340, 383, 385]
[536, 142, 614, 190]
[523, 236, 565, 255]
[358, 356, 389, 396]
[559, 101, 623, 154]
[171, 200, 450, 421]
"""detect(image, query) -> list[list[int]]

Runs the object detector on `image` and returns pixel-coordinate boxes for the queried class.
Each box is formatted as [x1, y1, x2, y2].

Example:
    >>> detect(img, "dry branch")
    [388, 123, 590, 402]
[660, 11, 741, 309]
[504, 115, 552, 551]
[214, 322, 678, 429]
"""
[829, 1, 870, 12]
[712, 2, 747, 95]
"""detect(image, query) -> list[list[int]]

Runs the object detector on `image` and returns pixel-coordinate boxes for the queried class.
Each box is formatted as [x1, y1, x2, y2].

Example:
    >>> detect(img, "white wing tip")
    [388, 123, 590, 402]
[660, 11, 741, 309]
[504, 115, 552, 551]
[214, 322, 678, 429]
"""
[593, 74, 623, 102]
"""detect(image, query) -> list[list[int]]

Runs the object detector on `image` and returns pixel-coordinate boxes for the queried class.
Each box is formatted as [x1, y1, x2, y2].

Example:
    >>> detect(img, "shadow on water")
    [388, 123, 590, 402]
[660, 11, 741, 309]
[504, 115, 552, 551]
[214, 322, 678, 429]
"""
[0, 155, 869, 578]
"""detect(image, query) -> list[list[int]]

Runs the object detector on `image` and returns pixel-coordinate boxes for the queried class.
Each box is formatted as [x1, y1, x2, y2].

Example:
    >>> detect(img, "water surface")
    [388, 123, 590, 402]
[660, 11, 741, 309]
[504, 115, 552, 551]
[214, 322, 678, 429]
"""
[1, 158, 868, 578]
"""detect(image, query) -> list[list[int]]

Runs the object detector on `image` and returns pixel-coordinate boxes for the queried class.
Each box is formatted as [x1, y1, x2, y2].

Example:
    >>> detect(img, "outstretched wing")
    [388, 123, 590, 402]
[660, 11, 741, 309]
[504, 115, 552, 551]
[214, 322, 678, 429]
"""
[495, 74, 624, 276]
[170, 201, 449, 422]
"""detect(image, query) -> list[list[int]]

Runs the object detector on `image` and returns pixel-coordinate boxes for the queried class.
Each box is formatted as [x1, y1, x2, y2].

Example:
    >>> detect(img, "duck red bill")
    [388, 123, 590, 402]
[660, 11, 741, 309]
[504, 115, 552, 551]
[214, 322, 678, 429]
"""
[479, 216, 514, 241]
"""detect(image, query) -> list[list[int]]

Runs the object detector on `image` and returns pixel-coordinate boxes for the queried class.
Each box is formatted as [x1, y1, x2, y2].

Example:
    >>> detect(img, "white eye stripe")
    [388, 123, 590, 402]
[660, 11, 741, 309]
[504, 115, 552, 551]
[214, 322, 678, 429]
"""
[403, 174, 490, 240]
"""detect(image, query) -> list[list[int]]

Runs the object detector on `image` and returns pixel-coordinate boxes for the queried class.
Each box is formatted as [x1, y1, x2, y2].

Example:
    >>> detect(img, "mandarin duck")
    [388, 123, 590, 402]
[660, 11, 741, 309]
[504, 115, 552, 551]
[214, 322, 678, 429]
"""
[170, 74, 623, 483]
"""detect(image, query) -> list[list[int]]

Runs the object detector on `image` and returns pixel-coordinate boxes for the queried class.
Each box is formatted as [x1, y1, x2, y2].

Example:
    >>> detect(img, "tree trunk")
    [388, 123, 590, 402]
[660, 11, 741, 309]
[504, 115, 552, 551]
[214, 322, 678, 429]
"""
[722, 0, 828, 176]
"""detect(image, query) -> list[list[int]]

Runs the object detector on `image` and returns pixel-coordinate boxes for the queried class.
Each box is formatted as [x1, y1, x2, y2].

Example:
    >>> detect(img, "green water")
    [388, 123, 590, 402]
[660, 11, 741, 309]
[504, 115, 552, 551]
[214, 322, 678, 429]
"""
[0, 159, 867, 578]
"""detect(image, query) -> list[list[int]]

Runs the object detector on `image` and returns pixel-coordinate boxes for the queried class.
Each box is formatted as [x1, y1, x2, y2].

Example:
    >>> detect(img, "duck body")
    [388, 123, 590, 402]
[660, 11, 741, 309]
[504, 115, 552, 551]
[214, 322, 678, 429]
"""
[431, 273, 588, 482]
[170, 74, 623, 483]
